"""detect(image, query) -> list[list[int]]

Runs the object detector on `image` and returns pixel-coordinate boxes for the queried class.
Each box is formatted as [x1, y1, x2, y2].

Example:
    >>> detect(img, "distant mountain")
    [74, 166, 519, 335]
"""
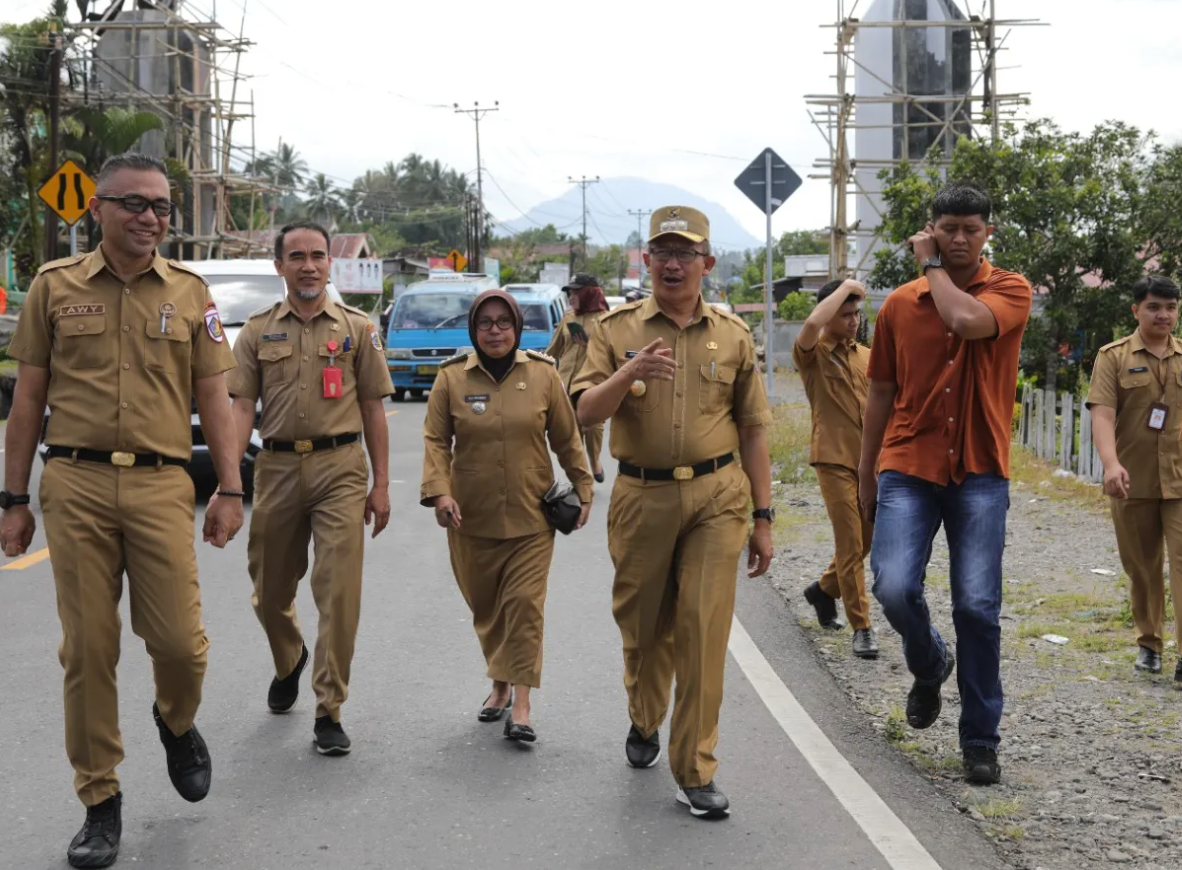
[499, 176, 762, 252]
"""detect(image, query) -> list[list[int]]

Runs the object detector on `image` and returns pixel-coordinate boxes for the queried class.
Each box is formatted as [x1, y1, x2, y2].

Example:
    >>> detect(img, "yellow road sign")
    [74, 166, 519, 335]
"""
[38, 159, 96, 226]
[447, 249, 468, 273]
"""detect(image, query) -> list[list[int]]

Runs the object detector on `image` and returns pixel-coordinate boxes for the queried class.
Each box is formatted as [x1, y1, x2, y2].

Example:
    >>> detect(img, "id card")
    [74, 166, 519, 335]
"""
[1148, 402, 1168, 431]
[323, 366, 343, 398]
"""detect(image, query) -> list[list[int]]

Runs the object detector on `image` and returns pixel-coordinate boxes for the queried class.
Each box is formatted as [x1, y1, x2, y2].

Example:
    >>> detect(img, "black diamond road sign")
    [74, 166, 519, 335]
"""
[734, 147, 802, 216]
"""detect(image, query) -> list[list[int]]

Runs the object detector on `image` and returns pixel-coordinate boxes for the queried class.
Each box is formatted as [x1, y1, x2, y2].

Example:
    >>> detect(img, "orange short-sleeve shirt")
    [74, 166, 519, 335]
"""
[866, 259, 1032, 485]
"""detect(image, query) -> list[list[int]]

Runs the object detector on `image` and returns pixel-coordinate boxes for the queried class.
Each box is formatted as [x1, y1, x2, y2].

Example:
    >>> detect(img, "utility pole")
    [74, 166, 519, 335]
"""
[568, 175, 599, 269]
[454, 101, 498, 274]
[627, 208, 652, 291]
[44, 25, 63, 263]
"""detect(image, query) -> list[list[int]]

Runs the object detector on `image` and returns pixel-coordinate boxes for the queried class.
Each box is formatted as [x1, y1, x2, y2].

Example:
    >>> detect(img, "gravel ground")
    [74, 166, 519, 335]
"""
[765, 375, 1182, 870]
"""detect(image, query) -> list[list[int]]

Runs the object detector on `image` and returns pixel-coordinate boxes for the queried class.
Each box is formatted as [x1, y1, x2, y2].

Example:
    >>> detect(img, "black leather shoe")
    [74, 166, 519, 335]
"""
[268, 644, 309, 713]
[803, 582, 842, 629]
[963, 746, 1001, 785]
[1135, 645, 1163, 674]
[314, 716, 352, 755]
[853, 627, 879, 659]
[153, 703, 211, 802]
[906, 653, 956, 730]
[503, 716, 537, 743]
[1175, 657, 1182, 683]
[594, 470, 605, 483]
[478, 689, 512, 722]
[67, 792, 121, 869]
[676, 781, 730, 819]
[625, 724, 661, 769]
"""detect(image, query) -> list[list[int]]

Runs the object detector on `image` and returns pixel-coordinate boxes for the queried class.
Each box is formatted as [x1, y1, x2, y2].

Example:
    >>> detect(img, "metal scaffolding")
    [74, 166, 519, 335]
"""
[64, 0, 272, 259]
[806, 0, 1045, 283]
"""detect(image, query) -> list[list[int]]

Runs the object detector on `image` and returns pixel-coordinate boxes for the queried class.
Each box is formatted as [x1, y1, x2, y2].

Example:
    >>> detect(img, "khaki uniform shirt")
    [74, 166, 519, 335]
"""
[421, 350, 594, 539]
[226, 296, 393, 440]
[571, 295, 772, 468]
[1086, 330, 1182, 499]
[8, 247, 235, 458]
[546, 309, 606, 392]
[793, 333, 870, 471]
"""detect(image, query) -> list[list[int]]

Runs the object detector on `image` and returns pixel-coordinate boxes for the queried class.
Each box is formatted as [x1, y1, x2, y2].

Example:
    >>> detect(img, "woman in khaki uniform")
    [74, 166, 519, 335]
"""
[421, 289, 594, 742]
[546, 274, 611, 482]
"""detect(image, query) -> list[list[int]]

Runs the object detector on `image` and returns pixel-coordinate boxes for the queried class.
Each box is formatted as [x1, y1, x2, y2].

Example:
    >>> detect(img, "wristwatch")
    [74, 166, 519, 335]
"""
[752, 507, 776, 524]
[921, 255, 944, 275]
[0, 491, 31, 510]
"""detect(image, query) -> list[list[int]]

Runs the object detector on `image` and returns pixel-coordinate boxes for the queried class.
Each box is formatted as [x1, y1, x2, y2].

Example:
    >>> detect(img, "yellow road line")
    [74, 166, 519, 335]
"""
[385, 409, 400, 417]
[2, 547, 50, 570]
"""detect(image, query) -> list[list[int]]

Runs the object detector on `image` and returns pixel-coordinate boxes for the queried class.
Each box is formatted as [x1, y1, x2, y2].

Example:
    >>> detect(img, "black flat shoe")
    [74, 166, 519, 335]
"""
[268, 644, 309, 713]
[594, 470, 605, 483]
[503, 716, 536, 743]
[478, 689, 512, 722]
[803, 582, 843, 629]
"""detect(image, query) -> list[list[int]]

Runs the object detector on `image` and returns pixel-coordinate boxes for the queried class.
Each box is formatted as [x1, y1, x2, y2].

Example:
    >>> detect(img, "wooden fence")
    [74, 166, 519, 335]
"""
[1014, 384, 1104, 484]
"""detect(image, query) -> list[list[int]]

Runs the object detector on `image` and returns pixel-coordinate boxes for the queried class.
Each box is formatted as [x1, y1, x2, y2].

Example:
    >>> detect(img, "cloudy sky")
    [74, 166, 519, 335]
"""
[12, 0, 1182, 241]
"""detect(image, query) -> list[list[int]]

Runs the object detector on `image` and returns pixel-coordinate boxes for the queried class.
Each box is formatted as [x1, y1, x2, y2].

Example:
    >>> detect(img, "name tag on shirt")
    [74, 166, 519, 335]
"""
[464, 394, 490, 403]
[625, 350, 639, 359]
[1129, 366, 1149, 373]
[1149, 402, 1168, 431]
[262, 333, 288, 341]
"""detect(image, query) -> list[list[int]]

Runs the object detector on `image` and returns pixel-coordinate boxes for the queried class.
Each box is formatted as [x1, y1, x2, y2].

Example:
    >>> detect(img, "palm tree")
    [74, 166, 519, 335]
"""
[270, 142, 307, 191]
[304, 172, 339, 224]
[339, 186, 363, 223]
[64, 106, 165, 170]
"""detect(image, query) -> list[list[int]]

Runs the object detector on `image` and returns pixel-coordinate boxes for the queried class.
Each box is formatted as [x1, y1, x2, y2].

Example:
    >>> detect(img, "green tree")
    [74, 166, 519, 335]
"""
[777, 292, 815, 321]
[1140, 142, 1182, 281]
[303, 172, 339, 224]
[870, 119, 1151, 393]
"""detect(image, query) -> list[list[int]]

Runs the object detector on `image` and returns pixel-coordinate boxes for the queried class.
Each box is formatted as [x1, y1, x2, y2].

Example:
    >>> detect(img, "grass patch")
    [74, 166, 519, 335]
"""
[973, 797, 1025, 819]
[0, 359, 16, 376]
[1017, 621, 1075, 640]
[883, 705, 908, 743]
[767, 401, 814, 484]
[1009, 448, 1106, 510]
[989, 823, 1026, 841]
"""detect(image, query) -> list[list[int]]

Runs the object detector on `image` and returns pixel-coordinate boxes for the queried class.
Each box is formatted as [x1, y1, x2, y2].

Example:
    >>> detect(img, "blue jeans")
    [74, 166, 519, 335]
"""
[870, 471, 1009, 749]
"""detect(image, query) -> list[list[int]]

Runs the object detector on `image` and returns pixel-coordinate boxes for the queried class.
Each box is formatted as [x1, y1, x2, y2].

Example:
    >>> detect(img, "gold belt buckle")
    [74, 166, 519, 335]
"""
[294, 440, 314, 454]
[673, 466, 694, 481]
[111, 451, 136, 468]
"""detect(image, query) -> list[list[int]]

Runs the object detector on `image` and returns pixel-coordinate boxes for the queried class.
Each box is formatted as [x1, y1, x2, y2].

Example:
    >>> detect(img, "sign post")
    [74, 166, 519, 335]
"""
[734, 147, 802, 397]
[38, 159, 97, 232]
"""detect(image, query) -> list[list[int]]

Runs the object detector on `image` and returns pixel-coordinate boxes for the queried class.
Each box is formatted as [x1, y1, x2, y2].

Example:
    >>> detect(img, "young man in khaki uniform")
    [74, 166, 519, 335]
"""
[0, 152, 244, 869]
[1087, 275, 1182, 678]
[794, 277, 878, 659]
[574, 206, 774, 819]
[546, 273, 610, 482]
[226, 221, 393, 756]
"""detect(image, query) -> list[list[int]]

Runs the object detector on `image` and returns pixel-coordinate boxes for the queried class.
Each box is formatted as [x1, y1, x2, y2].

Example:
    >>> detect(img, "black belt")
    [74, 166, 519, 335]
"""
[263, 433, 360, 454]
[46, 446, 188, 468]
[618, 453, 734, 482]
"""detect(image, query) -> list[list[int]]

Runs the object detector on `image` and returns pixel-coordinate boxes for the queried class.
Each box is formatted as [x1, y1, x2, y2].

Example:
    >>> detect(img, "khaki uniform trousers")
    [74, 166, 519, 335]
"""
[447, 529, 555, 688]
[248, 442, 369, 721]
[40, 459, 208, 807]
[582, 423, 604, 471]
[607, 461, 750, 788]
[815, 464, 873, 630]
[1110, 496, 1182, 653]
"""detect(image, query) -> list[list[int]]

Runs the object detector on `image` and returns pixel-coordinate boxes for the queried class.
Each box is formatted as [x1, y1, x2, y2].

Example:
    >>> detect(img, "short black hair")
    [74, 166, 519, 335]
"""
[932, 182, 991, 223]
[1132, 275, 1181, 303]
[274, 220, 331, 260]
[816, 279, 845, 304]
[96, 152, 168, 192]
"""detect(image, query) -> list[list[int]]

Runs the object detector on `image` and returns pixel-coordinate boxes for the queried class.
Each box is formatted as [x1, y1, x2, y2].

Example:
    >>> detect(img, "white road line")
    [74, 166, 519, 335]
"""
[729, 617, 944, 870]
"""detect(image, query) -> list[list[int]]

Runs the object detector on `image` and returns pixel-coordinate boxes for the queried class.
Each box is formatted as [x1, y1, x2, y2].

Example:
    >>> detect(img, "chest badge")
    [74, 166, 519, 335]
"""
[516, 382, 527, 391]
[159, 301, 177, 334]
[472, 401, 487, 415]
[707, 341, 718, 350]
[630, 380, 647, 397]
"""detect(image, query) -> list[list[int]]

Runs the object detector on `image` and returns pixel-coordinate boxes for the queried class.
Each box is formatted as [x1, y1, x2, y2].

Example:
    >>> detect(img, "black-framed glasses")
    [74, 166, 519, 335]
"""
[648, 247, 707, 264]
[475, 315, 515, 332]
[96, 194, 175, 218]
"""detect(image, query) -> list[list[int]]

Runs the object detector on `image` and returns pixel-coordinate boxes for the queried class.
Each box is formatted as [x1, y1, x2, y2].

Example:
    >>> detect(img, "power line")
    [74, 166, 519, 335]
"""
[568, 175, 599, 269]
[454, 100, 499, 271]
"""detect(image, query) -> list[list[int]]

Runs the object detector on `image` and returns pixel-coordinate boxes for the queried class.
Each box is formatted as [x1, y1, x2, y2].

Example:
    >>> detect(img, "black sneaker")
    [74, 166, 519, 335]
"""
[1135, 645, 1163, 674]
[803, 581, 842, 629]
[314, 715, 352, 756]
[67, 792, 121, 869]
[625, 724, 661, 769]
[853, 627, 879, 659]
[906, 653, 956, 730]
[153, 703, 211, 802]
[268, 644, 309, 713]
[963, 746, 1001, 785]
[676, 781, 730, 819]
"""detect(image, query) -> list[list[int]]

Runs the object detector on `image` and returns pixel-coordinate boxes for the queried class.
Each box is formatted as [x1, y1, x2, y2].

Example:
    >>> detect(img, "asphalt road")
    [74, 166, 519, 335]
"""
[1, 403, 1009, 870]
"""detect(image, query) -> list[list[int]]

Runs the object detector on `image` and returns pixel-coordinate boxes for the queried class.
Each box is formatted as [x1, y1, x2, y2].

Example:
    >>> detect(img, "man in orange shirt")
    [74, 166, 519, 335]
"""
[858, 183, 1032, 786]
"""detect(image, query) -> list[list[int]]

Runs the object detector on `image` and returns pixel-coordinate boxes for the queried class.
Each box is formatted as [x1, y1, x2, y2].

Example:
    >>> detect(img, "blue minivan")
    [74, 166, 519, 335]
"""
[385, 276, 570, 400]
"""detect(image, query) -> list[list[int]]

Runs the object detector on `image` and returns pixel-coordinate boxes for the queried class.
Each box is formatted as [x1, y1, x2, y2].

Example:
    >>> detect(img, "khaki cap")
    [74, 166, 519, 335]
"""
[648, 206, 709, 244]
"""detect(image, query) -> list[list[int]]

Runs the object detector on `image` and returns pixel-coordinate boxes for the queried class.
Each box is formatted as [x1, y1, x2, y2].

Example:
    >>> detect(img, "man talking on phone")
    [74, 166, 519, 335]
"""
[547, 273, 610, 481]
[858, 183, 1031, 786]
[573, 206, 773, 819]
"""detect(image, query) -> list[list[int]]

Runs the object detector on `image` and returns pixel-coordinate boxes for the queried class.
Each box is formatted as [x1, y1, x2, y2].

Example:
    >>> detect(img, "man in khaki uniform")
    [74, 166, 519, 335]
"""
[1087, 275, 1182, 678]
[227, 220, 393, 756]
[574, 206, 774, 819]
[793, 277, 878, 659]
[0, 152, 244, 869]
[546, 273, 610, 482]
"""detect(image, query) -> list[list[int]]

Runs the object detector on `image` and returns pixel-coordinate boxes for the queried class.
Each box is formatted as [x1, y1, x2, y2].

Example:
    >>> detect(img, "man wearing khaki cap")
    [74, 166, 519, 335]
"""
[573, 205, 774, 819]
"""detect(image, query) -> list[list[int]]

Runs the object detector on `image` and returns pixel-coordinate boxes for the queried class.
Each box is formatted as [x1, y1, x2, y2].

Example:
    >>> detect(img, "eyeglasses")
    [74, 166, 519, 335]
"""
[648, 247, 707, 264]
[475, 315, 515, 332]
[96, 195, 175, 218]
